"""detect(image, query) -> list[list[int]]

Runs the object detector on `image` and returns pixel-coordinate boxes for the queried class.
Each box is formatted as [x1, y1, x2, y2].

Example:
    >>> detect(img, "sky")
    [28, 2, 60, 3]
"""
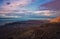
[0, 0, 60, 19]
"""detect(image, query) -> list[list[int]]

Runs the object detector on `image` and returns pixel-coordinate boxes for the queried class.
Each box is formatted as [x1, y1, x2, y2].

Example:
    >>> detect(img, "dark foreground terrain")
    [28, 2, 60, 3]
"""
[0, 20, 60, 39]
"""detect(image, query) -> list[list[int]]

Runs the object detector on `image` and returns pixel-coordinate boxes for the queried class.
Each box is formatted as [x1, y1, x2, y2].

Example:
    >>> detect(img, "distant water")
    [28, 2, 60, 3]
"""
[0, 18, 27, 25]
[0, 18, 51, 25]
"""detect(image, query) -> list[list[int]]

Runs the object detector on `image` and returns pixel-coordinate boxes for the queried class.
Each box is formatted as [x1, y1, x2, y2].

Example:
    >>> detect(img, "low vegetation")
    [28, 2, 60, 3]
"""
[0, 20, 60, 39]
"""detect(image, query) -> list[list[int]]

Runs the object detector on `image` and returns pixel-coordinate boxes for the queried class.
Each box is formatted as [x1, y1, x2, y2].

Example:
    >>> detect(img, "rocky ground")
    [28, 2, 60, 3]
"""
[0, 18, 60, 39]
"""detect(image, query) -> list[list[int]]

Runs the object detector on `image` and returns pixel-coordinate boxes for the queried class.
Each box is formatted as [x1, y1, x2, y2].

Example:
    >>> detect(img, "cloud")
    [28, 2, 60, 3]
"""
[0, 0, 31, 14]
[42, 0, 60, 10]
[31, 10, 56, 16]
[39, 0, 60, 17]
[0, 10, 57, 18]
[0, 14, 22, 18]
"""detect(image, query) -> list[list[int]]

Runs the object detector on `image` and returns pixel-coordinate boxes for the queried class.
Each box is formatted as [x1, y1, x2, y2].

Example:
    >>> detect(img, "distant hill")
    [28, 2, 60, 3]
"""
[50, 17, 60, 23]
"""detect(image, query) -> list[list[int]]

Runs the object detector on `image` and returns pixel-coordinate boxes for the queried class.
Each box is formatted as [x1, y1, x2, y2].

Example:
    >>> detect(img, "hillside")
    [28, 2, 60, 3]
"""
[50, 17, 60, 23]
[0, 20, 60, 39]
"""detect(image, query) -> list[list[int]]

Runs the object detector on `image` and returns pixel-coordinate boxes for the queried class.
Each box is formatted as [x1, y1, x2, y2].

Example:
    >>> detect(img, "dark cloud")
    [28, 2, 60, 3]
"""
[41, 0, 60, 10]
[6, 2, 10, 5]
